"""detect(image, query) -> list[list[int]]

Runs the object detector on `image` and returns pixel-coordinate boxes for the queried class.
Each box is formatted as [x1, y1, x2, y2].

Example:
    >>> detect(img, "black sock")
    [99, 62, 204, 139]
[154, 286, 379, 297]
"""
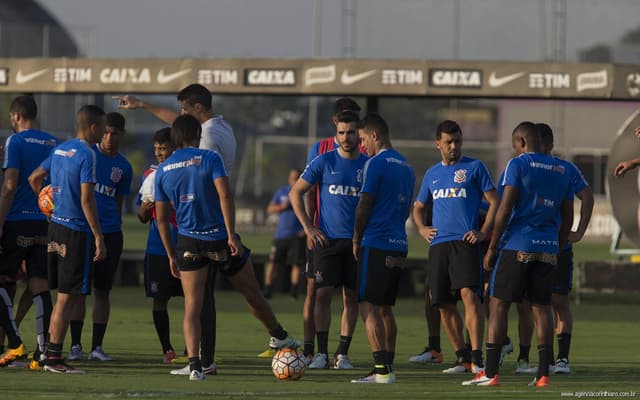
[537, 344, 552, 378]
[465, 342, 472, 352]
[188, 356, 202, 372]
[33, 291, 52, 354]
[45, 341, 63, 360]
[387, 351, 395, 366]
[428, 335, 441, 352]
[152, 309, 173, 353]
[518, 345, 531, 362]
[373, 350, 390, 374]
[269, 324, 288, 341]
[556, 333, 571, 360]
[335, 335, 352, 356]
[263, 285, 273, 299]
[70, 320, 83, 347]
[455, 348, 471, 364]
[316, 331, 329, 355]
[91, 323, 107, 350]
[0, 287, 22, 348]
[471, 349, 484, 367]
[200, 290, 216, 366]
[485, 342, 501, 378]
[303, 341, 314, 357]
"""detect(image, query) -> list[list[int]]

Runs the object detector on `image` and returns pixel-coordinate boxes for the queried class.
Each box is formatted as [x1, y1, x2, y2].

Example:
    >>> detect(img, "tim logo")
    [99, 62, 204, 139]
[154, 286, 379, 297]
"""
[454, 169, 467, 183]
[54, 148, 77, 158]
[180, 193, 195, 203]
[110, 167, 123, 183]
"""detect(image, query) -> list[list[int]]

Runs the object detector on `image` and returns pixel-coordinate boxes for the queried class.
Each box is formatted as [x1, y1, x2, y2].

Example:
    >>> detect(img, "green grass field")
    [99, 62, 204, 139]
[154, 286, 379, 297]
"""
[2, 215, 637, 399]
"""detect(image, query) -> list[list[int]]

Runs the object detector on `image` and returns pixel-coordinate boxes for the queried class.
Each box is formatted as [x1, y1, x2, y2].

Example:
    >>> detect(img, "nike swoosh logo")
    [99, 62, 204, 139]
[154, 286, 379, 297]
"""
[432, 179, 439, 184]
[15, 68, 49, 84]
[488, 72, 525, 87]
[340, 69, 377, 85]
[330, 170, 341, 175]
[157, 68, 192, 84]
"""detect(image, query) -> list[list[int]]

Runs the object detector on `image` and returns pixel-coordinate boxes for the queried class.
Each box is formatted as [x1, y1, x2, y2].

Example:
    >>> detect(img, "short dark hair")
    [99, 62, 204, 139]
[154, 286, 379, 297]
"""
[76, 105, 106, 131]
[171, 114, 202, 148]
[106, 112, 126, 132]
[153, 127, 172, 144]
[435, 120, 462, 139]
[177, 83, 212, 110]
[10, 95, 37, 120]
[359, 113, 389, 139]
[513, 121, 541, 147]
[333, 97, 361, 116]
[536, 122, 554, 148]
[335, 110, 360, 124]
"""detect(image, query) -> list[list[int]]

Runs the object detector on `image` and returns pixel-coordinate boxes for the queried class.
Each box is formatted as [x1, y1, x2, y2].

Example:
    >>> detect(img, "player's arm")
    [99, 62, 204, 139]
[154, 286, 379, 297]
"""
[267, 195, 288, 215]
[412, 200, 437, 244]
[28, 166, 48, 195]
[559, 199, 574, 249]
[80, 182, 106, 262]
[290, 177, 326, 248]
[0, 168, 19, 234]
[614, 157, 640, 177]
[478, 189, 499, 239]
[352, 192, 374, 260]
[137, 201, 153, 223]
[484, 185, 518, 271]
[155, 200, 178, 277]
[113, 95, 178, 125]
[568, 187, 594, 243]
[213, 176, 242, 256]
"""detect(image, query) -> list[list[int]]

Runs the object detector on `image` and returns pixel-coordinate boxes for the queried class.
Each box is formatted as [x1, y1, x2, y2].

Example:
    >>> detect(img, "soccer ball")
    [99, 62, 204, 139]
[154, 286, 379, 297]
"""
[38, 185, 54, 218]
[271, 347, 306, 381]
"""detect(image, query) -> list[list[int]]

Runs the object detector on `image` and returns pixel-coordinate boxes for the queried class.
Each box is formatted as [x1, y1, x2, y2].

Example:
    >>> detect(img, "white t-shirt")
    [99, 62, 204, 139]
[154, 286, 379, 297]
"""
[199, 115, 236, 176]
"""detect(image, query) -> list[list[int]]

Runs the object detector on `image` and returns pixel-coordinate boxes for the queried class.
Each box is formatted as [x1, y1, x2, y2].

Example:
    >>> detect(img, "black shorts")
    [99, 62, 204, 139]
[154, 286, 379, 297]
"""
[312, 239, 357, 289]
[144, 253, 183, 298]
[489, 249, 554, 305]
[0, 220, 48, 279]
[176, 234, 250, 277]
[357, 246, 407, 306]
[93, 231, 123, 292]
[47, 222, 94, 295]
[269, 236, 306, 267]
[426, 241, 482, 306]
[551, 248, 573, 295]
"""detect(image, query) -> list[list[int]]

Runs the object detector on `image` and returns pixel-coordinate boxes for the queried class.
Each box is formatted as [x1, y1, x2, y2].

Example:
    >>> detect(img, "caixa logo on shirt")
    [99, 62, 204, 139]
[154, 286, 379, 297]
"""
[432, 188, 467, 200]
[180, 193, 195, 203]
[328, 185, 360, 196]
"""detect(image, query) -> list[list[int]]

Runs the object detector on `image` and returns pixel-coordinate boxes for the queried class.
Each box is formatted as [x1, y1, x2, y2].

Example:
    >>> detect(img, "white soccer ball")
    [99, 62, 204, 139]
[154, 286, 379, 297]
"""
[271, 347, 306, 381]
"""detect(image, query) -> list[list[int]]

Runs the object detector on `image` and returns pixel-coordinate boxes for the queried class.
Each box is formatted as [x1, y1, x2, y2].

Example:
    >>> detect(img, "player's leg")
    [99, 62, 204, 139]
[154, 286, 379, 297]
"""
[551, 248, 574, 374]
[178, 266, 208, 378]
[460, 287, 484, 369]
[527, 260, 555, 385]
[515, 300, 536, 373]
[199, 266, 217, 372]
[333, 240, 358, 369]
[302, 249, 316, 362]
[409, 273, 443, 364]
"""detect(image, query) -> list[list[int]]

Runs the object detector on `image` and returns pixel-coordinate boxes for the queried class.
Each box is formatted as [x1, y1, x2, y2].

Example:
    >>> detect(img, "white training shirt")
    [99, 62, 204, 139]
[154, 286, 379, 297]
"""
[199, 116, 236, 177]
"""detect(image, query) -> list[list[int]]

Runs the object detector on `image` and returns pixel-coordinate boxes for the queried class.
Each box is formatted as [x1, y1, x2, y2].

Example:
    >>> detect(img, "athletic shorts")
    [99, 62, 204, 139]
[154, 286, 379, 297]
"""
[93, 231, 123, 292]
[0, 220, 48, 279]
[176, 234, 250, 277]
[47, 222, 94, 295]
[357, 246, 407, 306]
[312, 239, 357, 289]
[551, 248, 573, 295]
[489, 249, 554, 305]
[269, 235, 306, 267]
[426, 240, 482, 306]
[144, 253, 183, 298]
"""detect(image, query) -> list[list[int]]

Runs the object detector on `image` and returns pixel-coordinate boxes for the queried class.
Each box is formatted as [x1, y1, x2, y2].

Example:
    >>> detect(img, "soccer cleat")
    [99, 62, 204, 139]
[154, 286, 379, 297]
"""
[269, 335, 301, 350]
[499, 340, 513, 366]
[42, 360, 86, 374]
[257, 348, 276, 358]
[471, 363, 485, 373]
[303, 353, 314, 366]
[529, 375, 550, 387]
[333, 354, 354, 369]
[408, 347, 444, 364]
[68, 344, 83, 361]
[308, 353, 329, 369]
[0, 343, 29, 366]
[350, 370, 377, 383]
[375, 371, 396, 384]
[553, 358, 571, 374]
[170, 363, 216, 376]
[27, 359, 42, 370]
[163, 350, 177, 364]
[462, 370, 500, 386]
[515, 359, 538, 374]
[189, 369, 207, 381]
[442, 361, 471, 374]
[88, 346, 113, 361]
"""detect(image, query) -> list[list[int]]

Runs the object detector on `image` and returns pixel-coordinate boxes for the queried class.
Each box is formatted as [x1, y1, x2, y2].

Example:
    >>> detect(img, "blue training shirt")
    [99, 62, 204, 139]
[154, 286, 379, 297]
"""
[154, 147, 228, 241]
[40, 138, 97, 232]
[301, 149, 368, 240]
[360, 148, 415, 252]
[271, 185, 303, 240]
[499, 152, 573, 253]
[3, 129, 59, 221]
[93, 144, 133, 234]
[416, 156, 495, 246]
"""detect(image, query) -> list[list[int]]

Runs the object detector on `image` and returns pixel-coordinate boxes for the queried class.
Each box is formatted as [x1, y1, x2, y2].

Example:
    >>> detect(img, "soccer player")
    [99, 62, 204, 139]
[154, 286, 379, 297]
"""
[263, 168, 305, 300]
[463, 121, 573, 387]
[67, 112, 132, 362]
[298, 97, 362, 365]
[28, 105, 107, 374]
[413, 120, 498, 374]
[0, 95, 59, 367]
[289, 110, 367, 370]
[155, 115, 298, 381]
[138, 127, 183, 364]
[116, 84, 233, 374]
[350, 113, 415, 384]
